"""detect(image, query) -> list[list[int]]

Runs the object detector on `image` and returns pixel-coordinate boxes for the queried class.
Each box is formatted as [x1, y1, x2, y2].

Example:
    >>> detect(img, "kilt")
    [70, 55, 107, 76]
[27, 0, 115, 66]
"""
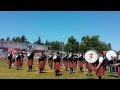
[92, 66, 97, 72]
[118, 66, 120, 76]
[48, 60, 53, 66]
[73, 61, 77, 68]
[96, 66, 105, 76]
[16, 60, 21, 66]
[20, 59, 23, 65]
[7, 59, 12, 65]
[78, 61, 83, 68]
[60, 62, 62, 67]
[64, 61, 68, 68]
[28, 59, 33, 66]
[86, 62, 92, 70]
[69, 61, 74, 68]
[54, 62, 61, 70]
[39, 61, 45, 68]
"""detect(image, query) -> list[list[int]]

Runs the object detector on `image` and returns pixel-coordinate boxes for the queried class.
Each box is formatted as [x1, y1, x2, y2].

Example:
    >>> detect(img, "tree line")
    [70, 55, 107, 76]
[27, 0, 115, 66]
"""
[0, 35, 112, 53]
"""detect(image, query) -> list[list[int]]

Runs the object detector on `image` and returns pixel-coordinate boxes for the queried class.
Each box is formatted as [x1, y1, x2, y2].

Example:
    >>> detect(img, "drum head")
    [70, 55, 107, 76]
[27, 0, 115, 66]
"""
[106, 50, 117, 61]
[85, 50, 98, 63]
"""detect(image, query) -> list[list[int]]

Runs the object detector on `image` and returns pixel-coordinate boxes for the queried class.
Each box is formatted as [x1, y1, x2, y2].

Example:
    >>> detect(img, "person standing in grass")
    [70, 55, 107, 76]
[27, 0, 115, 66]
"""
[53, 52, 61, 76]
[62, 53, 69, 71]
[27, 51, 35, 72]
[16, 52, 21, 70]
[38, 51, 46, 73]
[7, 52, 13, 69]
[96, 54, 105, 79]
[78, 53, 84, 72]
[73, 53, 78, 70]
[68, 51, 74, 74]
[20, 52, 24, 68]
[48, 54, 53, 69]
[117, 63, 120, 79]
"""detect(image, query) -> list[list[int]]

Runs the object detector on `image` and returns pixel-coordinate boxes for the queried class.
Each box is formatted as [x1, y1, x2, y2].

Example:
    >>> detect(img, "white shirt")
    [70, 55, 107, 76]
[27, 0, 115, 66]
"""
[16, 55, 18, 58]
[53, 55, 57, 60]
[99, 56, 104, 63]
[68, 53, 72, 58]
[27, 53, 30, 57]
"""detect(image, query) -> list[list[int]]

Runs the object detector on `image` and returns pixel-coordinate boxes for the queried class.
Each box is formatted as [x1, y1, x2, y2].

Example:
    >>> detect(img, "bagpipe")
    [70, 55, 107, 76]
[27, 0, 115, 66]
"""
[27, 52, 31, 58]
[38, 54, 46, 61]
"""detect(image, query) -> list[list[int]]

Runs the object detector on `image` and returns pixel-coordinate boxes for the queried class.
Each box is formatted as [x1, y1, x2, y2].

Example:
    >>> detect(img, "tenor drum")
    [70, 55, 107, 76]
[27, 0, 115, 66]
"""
[85, 50, 98, 63]
[106, 50, 117, 61]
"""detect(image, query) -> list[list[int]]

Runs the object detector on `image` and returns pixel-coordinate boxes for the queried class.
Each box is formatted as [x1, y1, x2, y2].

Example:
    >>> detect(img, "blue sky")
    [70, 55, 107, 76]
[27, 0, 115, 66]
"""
[0, 11, 120, 51]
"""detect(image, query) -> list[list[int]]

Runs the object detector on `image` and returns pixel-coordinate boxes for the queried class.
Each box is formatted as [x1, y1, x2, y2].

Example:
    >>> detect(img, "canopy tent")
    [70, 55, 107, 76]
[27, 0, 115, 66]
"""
[7, 48, 18, 53]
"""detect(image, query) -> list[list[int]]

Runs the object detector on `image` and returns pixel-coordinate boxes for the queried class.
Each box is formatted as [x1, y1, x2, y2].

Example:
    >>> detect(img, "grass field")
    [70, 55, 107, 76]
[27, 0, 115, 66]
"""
[0, 59, 119, 79]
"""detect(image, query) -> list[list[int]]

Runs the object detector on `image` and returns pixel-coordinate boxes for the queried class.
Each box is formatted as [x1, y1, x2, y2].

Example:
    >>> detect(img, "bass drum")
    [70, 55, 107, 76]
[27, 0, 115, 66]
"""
[85, 50, 98, 63]
[106, 50, 117, 61]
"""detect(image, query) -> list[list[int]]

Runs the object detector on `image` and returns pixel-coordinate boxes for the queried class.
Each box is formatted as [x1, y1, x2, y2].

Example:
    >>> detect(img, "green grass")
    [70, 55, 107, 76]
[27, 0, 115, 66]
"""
[0, 59, 119, 79]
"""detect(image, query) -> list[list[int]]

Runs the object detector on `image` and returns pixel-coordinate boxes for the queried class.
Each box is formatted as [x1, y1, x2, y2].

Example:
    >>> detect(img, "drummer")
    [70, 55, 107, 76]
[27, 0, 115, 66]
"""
[117, 60, 120, 79]
[96, 54, 105, 79]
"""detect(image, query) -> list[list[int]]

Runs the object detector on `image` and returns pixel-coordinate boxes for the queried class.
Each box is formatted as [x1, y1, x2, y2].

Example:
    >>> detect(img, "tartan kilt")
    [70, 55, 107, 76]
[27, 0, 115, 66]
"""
[92, 66, 97, 72]
[73, 61, 77, 68]
[48, 60, 53, 66]
[86, 63, 92, 70]
[54, 62, 61, 70]
[69, 61, 74, 68]
[16, 60, 21, 66]
[39, 61, 45, 68]
[7, 59, 12, 65]
[78, 61, 83, 68]
[28, 59, 33, 66]
[20, 59, 23, 65]
[60, 62, 62, 67]
[96, 66, 105, 76]
[118, 66, 120, 76]
[64, 61, 68, 68]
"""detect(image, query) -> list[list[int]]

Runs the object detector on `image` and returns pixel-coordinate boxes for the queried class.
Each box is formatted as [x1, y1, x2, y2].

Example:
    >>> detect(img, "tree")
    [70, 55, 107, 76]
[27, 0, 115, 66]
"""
[12, 37, 16, 42]
[6, 36, 10, 41]
[64, 36, 79, 52]
[59, 42, 64, 51]
[34, 36, 41, 44]
[108, 43, 112, 50]
[0, 38, 4, 41]
[16, 36, 21, 42]
[45, 40, 50, 45]
[50, 41, 61, 51]
[79, 35, 112, 53]
[21, 35, 27, 43]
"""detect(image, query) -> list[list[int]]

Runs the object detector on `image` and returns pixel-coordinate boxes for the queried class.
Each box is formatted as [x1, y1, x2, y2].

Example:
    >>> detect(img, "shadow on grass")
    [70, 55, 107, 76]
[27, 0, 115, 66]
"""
[27, 70, 37, 72]
[40, 71, 47, 73]
[107, 74, 118, 78]
[56, 74, 63, 76]
[87, 78, 94, 79]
